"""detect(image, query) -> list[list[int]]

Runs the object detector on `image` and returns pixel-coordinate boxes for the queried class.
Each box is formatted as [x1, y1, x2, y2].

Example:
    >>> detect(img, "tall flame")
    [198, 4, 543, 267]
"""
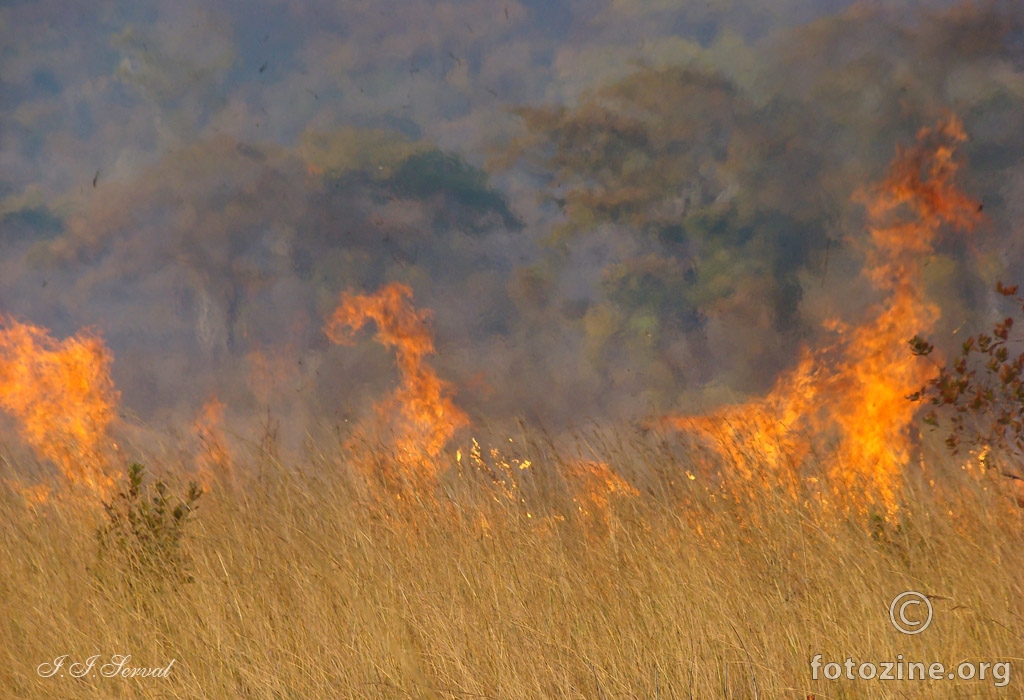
[325, 283, 469, 482]
[669, 116, 981, 515]
[0, 318, 120, 497]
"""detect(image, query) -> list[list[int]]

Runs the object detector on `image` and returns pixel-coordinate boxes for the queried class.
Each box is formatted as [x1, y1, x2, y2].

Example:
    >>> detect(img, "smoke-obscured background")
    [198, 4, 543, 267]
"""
[2, 0, 1022, 448]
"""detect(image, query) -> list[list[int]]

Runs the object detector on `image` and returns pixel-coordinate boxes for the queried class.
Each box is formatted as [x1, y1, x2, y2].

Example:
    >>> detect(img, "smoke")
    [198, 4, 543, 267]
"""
[668, 115, 982, 516]
[0, 0, 1023, 471]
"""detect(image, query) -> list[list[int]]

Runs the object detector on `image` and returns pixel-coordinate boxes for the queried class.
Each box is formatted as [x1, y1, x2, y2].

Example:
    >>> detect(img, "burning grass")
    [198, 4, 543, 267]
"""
[0, 318, 120, 499]
[1, 429, 1021, 700]
[325, 282, 470, 488]
[667, 116, 982, 518]
[0, 118, 1019, 699]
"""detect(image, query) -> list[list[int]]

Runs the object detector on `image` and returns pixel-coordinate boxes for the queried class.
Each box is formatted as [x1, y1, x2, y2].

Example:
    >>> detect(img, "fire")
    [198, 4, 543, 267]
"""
[679, 348, 821, 491]
[563, 459, 639, 520]
[325, 283, 469, 483]
[0, 318, 120, 497]
[7, 480, 53, 509]
[455, 437, 536, 516]
[669, 116, 982, 515]
[193, 396, 232, 490]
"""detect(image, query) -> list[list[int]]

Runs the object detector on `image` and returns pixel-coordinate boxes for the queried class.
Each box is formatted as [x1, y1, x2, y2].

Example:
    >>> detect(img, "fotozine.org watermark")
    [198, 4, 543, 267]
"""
[809, 591, 1013, 688]
[811, 655, 1011, 687]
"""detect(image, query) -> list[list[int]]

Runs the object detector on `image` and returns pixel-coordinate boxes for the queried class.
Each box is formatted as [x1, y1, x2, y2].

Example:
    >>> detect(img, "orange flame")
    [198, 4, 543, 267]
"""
[0, 318, 120, 497]
[325, 283, 469, 483]
[6, 480, 53, 509]
[563, 459, 639, 520]
[193, 396, 232, 490]
[669, 116, 982, 515]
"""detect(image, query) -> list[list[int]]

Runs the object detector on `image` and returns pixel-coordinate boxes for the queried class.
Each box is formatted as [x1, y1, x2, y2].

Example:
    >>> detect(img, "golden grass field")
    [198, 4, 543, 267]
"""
[1, 427, 1021, 700]
[2, 115, 1016, 699]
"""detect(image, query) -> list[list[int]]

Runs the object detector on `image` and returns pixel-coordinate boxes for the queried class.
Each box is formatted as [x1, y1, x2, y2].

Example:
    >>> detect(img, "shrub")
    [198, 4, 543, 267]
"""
[97, 462, 203, 584]
[910, 281, 1024, 482]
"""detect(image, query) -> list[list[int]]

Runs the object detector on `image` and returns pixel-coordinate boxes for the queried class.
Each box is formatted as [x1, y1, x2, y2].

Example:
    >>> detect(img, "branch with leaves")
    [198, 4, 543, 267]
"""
[910, 282, 1024, 480]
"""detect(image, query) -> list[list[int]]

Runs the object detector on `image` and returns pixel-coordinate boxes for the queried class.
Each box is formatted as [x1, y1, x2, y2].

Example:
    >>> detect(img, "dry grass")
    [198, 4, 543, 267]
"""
[1, 429, 1021, 700]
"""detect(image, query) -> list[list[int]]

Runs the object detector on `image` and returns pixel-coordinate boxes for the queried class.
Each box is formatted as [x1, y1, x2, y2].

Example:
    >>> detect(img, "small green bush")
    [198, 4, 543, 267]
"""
[97, 462, 203, 584]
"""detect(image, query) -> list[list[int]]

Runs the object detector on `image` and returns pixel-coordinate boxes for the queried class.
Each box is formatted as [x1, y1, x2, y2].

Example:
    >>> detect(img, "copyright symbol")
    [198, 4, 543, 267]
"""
[889, 591, 933, 635]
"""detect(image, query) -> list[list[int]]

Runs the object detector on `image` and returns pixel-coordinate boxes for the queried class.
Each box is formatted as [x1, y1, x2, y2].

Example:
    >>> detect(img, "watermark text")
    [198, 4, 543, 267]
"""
[810, 655, 1010, 687]
[37, 654, 175, 680]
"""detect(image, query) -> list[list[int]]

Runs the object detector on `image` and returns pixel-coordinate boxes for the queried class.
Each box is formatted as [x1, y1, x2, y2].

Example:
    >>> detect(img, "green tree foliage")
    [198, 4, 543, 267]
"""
[389, 150, 519, 230]
[500, 66, 832, 391]
[503, 68, 744, 238]
[300, 129, 517, 230]
[299, 126, 429, 180]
